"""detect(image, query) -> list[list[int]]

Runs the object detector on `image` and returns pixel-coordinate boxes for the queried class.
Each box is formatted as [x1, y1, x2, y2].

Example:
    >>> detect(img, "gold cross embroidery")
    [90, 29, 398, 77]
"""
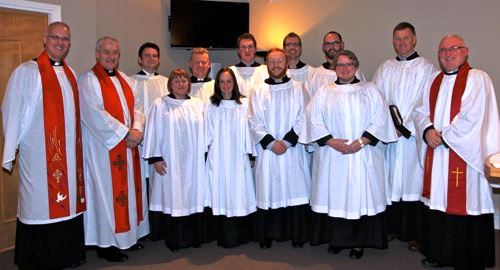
[115, 190, 127, 207]
[113, 155, 126, 171]
[53, 169, 63, 183]
[451, 167, 463, 187]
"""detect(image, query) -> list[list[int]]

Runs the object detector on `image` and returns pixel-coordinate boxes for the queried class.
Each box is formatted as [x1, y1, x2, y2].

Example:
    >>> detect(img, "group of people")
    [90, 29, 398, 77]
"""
[2, 20, 499, 270]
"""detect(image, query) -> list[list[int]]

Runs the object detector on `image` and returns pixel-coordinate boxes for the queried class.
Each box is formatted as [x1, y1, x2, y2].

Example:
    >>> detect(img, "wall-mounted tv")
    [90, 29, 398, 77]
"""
[169, 0, 249, 49]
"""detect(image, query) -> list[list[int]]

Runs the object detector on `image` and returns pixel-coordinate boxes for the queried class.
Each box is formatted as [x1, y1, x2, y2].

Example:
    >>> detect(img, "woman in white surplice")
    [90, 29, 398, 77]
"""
[142, 69, 212, 251]
[206, 67, 257, 248]
[300, 50, 397, 259]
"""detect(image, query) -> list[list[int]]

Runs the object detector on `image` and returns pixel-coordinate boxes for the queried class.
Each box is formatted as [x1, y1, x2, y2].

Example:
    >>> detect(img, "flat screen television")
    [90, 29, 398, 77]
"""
[169, 0, 249, 49]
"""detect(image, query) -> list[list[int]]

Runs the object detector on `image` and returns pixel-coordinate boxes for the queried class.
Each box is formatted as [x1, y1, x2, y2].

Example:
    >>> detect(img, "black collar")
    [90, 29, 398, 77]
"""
[335, 77, 360, 85]
[167, 93, 190, 99]
[106, 69, 116, 77]
[190, 76, 212, 83]
[235, 61, 261, 67]
[265, 76, 291, 85]
[289, 60, 306, 69]
[322, 62, 335, 70]
[33, 58, 63, 66]
[136, 70, 159, 76]
[396, 51, 419, 61]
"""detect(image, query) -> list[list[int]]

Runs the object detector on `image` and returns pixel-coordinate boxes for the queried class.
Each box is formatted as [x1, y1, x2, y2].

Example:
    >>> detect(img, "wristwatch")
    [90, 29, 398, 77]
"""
[358, 138, 365, 148]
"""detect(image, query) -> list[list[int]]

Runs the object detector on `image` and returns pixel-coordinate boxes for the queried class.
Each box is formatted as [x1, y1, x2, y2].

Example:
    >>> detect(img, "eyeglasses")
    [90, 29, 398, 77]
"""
[336, 62, 354, 68]
[323, 41, 342, 47]
[240, 45, 255, 50]
[284, 42, 301, 48]
[438, 46, 466, 54]
[46, 35, 70, 43]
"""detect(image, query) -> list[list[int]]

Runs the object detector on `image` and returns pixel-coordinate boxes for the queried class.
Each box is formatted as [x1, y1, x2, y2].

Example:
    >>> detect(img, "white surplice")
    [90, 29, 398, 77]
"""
[142, 96, 209, 216]
[248, 79, 311, 209]
[130, 71, 168, 237]
[306, 65, 366, 100]
[414, 69, 500, 215]
[300, 81, 397, 219]
[373, 57, 438, 202]
[190, 80, 215, 104]
[229, 65, 268, 97]
[206, 98, 256, 217]
[2, 61, 81, 224]
[78, 70, 147, 249]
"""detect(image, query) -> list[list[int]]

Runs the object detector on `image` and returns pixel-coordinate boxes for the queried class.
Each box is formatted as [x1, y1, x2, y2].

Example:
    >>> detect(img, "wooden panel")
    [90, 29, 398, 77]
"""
[0, 8, 47, 252]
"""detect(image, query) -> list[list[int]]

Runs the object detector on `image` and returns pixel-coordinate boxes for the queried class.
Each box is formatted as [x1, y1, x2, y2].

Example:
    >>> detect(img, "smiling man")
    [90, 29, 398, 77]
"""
[414, 34, 499, 269]
[79, 36, 147, 262]
[372, 22, 438, 252]
[248, 48, 311, 249]
[188, 47, 214, 103]
[2, 21, 86, 269]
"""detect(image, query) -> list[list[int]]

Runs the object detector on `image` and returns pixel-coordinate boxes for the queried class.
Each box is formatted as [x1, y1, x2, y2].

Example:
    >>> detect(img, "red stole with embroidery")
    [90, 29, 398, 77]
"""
[422, 62, 470, 216]
[37, 51, 86, 218]
[92, 62, 143, 233]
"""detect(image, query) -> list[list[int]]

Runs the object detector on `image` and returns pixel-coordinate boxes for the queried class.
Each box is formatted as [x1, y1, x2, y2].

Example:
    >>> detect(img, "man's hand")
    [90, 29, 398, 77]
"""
[154, 160, 167, 175]
[425, 129, 442, 148]
[126, 129, 143, 148]
[326, 138, 349, 153]
[271, 140, 288, 155]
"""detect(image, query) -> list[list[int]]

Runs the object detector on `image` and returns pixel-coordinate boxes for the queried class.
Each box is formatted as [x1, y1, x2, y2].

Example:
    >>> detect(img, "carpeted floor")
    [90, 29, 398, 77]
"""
[1, 232, 499, 270]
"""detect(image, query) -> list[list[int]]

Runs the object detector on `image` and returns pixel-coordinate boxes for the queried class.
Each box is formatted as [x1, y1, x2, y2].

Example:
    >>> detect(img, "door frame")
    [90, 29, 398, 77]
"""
[0, 0, 60, 22]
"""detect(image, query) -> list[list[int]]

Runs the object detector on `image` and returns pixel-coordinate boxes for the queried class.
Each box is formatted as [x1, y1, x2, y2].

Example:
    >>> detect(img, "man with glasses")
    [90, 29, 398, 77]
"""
[414, 34, 499, 269]
[248, 48, 311, 249]
[189, 47, 214, 103]
[230, 33, 267, 97]
[307, 31, 365, 99]
[283, 32, 314, 86]
[372, 22, 438, 252]
[2, 21, 86, 269]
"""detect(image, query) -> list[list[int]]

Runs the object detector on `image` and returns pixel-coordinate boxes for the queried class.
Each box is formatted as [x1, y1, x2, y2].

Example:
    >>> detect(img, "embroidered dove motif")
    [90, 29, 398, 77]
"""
[56, 192, 67, 203]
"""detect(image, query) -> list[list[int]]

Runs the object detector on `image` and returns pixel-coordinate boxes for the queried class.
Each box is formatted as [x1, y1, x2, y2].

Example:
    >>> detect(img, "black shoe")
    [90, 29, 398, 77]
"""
[193, 243, 201, 248]
[421, 258, 444, 268]
[407, 241, 420, 252]
[70, 259, 86, 268]
[292, 242, 304, 248]
[167, 246, 179, 252]
[96, 247, 128, 262]
[327, 245, 342, 254]
[348, 248, 364, 259]
[259, 241, 272, 249]
[127, 243, 144, 251]
[387, 233, 398, 241]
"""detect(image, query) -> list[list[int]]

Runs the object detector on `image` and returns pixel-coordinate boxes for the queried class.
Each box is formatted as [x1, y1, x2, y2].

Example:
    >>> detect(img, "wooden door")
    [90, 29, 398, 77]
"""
[0, 7, 47, 252]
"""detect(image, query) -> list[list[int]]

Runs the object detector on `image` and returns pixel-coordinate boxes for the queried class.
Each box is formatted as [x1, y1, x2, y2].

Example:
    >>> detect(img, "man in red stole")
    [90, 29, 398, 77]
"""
[2, 22, 86, 269]
[79, 36, 147, 262]
[414, 34, 499, 269]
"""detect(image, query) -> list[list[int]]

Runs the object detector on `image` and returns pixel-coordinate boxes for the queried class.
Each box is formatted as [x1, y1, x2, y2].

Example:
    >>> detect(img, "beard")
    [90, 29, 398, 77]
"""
[324, 48, 338, 60]
[268, 67, 287, 79]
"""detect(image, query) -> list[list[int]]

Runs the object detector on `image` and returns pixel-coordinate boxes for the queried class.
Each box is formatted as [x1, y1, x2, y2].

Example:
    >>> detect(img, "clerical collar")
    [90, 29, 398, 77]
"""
[33, 58, 63, 66]
[106, 69, 116, 77]
[288, 60, 306, 69]
[444, 69, 459, 75]
[235, 61, 261, 67]
[265, 76, 291, 85]
[335, 77, 360, 85]
[396, 51, 419, 61]
[136, 69, 158, 76]
[190, 76, 212, 83]
[322, 62, 335, 70]
[167, 93, 190, 99]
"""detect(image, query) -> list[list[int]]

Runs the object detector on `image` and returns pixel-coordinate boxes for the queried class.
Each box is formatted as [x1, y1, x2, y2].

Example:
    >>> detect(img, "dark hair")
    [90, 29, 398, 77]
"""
[323, 31, 343, 43]
[167, 68, 191, 94]
[283, 32, 302, 47]
[393, 22, 416, 35]
[138, 42, 160, 58]
[210, 67, 244, 106]
[333, 50, 360, 69]
[237, 33, 257, 48]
